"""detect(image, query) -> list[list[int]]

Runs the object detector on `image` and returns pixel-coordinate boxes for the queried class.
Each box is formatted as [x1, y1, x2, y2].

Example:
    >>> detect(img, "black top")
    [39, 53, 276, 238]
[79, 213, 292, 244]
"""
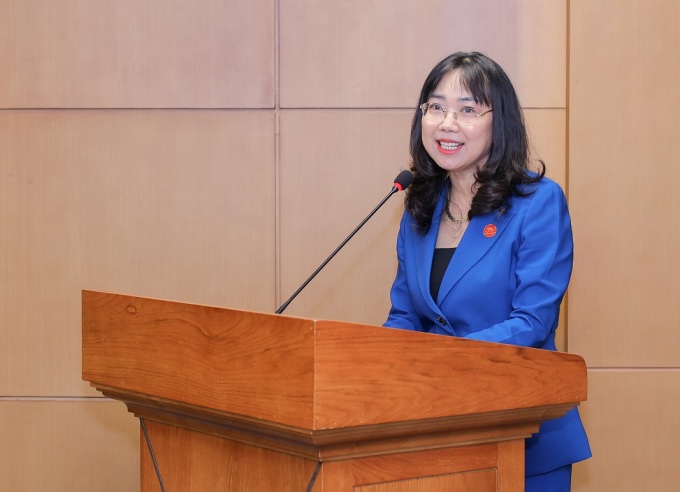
[430, 247, 456, 301]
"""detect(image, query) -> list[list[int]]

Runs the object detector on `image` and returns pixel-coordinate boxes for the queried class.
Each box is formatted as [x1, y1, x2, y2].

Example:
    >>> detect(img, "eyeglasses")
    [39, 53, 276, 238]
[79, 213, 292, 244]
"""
[419, 102, 492, 125]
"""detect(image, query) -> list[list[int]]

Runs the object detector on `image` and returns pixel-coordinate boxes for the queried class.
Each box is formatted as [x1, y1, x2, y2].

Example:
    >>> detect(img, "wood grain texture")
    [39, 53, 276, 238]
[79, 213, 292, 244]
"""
[82, 291, 315, 428]
[0, 110, 276, 396]
[354, 470, 496, 492]
[496, 440, 524, 490]
[322, 444, 498, 486]
[83, 291, 587, 431]
[313, 320, 587, 429]
[573, 370, 680, 491]
[0, 0, 275, 108]
[278, 110, 412, 325]
[568, 0, 680, 366]
[280, 0, 566, 108]
[0, 400, 138, 492]
[140, 423, 516, 492]
[140, 420, 316, 492]
[83, 290, 587, 474]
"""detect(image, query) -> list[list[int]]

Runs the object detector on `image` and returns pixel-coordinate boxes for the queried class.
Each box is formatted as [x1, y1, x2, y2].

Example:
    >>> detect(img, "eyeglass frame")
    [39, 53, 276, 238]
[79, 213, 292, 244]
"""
[419, 102, 493, 123]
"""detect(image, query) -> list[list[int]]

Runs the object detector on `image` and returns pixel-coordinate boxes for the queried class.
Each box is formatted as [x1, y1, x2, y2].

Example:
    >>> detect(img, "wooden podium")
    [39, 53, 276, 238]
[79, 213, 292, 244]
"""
[82, 290, 587, 491]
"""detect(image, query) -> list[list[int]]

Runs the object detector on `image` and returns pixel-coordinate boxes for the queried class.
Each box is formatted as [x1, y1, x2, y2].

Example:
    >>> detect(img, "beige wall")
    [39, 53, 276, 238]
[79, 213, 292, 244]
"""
[569, 0, 680, 489]
[0, 1, 676, 490]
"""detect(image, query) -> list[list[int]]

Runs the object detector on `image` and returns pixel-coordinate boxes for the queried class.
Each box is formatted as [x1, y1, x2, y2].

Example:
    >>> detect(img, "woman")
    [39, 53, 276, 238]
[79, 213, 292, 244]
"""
[384, 52, 591, 490]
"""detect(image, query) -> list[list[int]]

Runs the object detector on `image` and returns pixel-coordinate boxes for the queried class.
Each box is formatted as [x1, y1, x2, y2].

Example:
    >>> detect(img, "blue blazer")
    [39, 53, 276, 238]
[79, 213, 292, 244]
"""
[385, 177, 591, 475]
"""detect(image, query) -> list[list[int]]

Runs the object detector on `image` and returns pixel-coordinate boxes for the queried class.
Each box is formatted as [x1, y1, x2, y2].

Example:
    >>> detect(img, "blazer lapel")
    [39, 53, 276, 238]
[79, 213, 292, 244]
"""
[436, 207, 517, 305]
[414, 188, 446, 313]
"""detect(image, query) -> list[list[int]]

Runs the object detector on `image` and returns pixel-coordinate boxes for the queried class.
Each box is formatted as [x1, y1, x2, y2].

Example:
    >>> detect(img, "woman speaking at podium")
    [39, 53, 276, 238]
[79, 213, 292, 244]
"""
[384, 51, 591, 491]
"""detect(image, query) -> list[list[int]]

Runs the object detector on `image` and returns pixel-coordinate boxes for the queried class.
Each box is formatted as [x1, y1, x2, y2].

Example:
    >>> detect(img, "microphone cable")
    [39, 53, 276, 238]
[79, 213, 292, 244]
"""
[140, 417, 167, 492]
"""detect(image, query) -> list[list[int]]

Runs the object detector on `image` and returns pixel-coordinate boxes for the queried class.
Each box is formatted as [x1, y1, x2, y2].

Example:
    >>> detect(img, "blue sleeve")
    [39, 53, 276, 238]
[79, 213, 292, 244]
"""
[464, 182, 574, 347]
[384, 213, 424, 331]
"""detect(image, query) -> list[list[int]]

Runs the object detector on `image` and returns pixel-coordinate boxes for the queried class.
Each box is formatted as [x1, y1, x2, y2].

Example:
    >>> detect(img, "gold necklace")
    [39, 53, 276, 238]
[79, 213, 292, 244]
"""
[445, 188, 470, 224]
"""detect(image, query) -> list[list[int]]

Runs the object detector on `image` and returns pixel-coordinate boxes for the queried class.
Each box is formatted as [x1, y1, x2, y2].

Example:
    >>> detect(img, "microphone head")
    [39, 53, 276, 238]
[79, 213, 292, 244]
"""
[393, 170, 414, 191]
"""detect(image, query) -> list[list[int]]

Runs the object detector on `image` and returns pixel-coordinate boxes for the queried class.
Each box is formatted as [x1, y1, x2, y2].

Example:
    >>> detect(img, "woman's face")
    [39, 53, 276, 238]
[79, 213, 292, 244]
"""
[421, 69, 493, 179]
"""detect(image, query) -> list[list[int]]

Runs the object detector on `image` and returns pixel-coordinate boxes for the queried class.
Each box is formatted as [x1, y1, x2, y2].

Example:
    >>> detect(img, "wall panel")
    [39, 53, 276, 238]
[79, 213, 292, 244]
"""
[569, 0, 680, 366]
[569, 1, 680, 489]
[280, 0, 566, 108]
[573, 370, 680, 491]
[279, 110, 412, 323]
[0, 0, 275, 108]
[525, 109, 566, 188]
[0, 400, 138, 492]
[0, 110, 276, 395]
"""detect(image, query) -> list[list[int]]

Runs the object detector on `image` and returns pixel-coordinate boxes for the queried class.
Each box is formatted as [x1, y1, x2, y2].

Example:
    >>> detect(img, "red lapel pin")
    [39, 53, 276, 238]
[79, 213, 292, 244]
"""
[483, 224, 497, 238]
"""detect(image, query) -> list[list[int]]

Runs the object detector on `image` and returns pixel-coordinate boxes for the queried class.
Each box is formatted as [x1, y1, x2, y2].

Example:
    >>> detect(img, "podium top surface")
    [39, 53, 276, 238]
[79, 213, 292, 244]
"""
[82, 290, 586, 432]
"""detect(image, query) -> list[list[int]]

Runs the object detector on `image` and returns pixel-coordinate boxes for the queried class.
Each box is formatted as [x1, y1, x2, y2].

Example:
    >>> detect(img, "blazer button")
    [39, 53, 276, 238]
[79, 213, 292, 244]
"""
[437, 316, 446, 326]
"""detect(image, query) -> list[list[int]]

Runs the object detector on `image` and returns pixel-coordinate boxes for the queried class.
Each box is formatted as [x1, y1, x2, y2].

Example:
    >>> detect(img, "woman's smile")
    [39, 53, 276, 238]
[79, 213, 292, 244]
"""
[437, 139, 463, 154]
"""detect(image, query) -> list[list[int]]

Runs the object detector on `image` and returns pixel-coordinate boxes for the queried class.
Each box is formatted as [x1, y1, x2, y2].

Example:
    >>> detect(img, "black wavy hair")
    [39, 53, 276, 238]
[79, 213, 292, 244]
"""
[406, 51, 544, 233]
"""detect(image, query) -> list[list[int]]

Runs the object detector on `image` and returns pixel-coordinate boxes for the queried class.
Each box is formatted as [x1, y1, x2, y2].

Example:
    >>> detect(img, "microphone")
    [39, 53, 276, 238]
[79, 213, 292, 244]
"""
[275, 170, 414, 315]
